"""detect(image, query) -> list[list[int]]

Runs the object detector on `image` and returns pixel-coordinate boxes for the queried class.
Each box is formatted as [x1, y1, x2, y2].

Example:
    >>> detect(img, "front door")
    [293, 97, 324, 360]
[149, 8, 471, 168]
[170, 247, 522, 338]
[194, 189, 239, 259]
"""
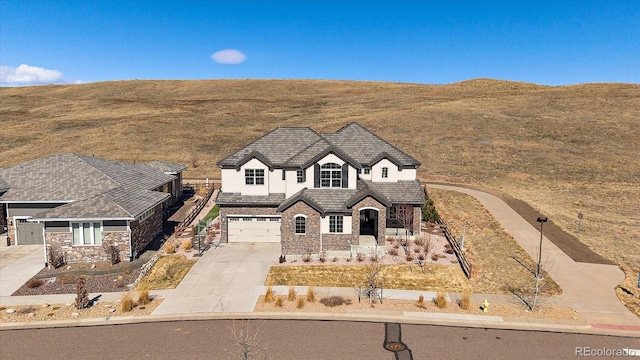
[359, 209, 378, 238]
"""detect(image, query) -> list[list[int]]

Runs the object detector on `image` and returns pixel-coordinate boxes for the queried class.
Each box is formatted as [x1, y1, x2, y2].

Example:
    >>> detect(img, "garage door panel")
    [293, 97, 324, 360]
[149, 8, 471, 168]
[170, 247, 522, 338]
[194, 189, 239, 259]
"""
[228, 216, 281, 243]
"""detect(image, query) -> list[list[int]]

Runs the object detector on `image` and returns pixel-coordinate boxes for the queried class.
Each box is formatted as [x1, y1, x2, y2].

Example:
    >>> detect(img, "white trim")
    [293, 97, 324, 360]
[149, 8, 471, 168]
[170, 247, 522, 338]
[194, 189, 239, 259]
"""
[0, 200, 75, 204]
[70, 221, 103, 246]
[358, 206, 380, 212]
[293, 214, 307, 235]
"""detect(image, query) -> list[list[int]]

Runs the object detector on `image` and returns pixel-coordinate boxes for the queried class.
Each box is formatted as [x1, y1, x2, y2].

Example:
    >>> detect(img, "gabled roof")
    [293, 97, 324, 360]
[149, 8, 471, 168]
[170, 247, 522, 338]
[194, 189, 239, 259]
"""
[215, 192, 286, 207]
[345, 180, 392, 208]
[0, 153, 185, 219]
[363, 180, 425, 205]
[277, 188, 356, 214]
[146, 160, 187, 174]
[217, 122, 420, 170]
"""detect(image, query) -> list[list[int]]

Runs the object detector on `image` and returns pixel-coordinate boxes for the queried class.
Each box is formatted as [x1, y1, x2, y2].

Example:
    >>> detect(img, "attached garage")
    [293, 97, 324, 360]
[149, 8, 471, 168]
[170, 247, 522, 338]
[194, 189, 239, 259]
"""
[15, 219, 44, 245]
[227, 216, 281, 243]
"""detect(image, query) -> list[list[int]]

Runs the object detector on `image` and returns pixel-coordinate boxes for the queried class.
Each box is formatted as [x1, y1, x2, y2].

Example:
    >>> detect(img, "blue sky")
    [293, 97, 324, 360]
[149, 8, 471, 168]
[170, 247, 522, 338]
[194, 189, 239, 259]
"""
[1, 0, 639, 86]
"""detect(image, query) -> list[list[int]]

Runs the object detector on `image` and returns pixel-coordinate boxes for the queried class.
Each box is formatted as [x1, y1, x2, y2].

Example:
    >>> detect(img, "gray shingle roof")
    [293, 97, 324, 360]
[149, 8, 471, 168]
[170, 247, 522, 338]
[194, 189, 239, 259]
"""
[0, 153, 185, 219]
[146, 160, 187, 174]
[217, 122, 420, 170]
[215, 192, 286, 206]
[365, 180, 425, 205]
[0, 176, 9, 193]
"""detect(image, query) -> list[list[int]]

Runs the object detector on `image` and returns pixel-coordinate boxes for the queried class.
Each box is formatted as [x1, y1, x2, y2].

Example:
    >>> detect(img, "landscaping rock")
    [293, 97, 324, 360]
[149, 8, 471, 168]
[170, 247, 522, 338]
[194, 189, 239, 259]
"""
[41, 303, 50, 308]
[6, 308, 15, 314]
[71, 312, 79, 317]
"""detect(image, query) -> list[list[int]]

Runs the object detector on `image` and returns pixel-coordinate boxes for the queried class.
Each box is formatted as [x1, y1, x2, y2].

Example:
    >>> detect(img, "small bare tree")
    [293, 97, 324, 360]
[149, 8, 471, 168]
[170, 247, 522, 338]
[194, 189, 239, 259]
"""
[395, 204, 414, 243]
[228, 320, 269, 360]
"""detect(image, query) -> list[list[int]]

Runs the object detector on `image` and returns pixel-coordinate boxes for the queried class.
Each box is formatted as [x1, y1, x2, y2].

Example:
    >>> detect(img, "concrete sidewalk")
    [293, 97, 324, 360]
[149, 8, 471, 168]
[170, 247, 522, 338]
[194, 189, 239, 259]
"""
[427, 184, 640, 328]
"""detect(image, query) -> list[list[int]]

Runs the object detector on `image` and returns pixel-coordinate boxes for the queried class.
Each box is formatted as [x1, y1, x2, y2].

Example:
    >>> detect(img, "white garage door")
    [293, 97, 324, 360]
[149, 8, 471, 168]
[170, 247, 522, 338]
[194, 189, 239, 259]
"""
[227, 216, 281, 243]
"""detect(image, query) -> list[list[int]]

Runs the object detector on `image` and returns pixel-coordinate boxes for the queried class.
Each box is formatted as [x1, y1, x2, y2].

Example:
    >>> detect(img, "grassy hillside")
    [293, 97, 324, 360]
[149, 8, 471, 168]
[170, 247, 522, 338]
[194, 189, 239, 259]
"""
[1, 78, 639, 307]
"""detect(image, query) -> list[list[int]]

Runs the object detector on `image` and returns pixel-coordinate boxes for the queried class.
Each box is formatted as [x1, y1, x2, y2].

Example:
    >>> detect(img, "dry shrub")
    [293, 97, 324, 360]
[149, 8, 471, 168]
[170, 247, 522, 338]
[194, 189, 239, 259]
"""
[287, 286, 296, 301]
[120, 292, 135, 312]
[264, 286, 275, 303]
[181, 239, 192, 251]
[302, 252, 312, 263]
[164, 241, 176, 254]
[431, 253, 439, 261]
[417, 295, 426, 309]
[17, 306, 36, 315]
[275, 295, 284, 307]
[138, 289, 151, 305]
[434, 291, 447, 309]
[417, 253, 426, 261]
[26, 278, 44, 289]
[460, 289, 472, 310]
[296, 297, 305, 309]
[414, 247, 422, 254]
[414, 238, 425, 247]
[47, 245, 65, 269]
[388, 248, 398, 256]
[306, 287, 316, 303]
[75, 277, 90, 309]
[319, 296, 352, 307]
[393, 242, 400, 249]
[356, 252, 365, 262]
[319, 251, 327, 263]
[331, 257, 338, 262]
[56, 274, 77, 285]
[406, 254, 414, 262]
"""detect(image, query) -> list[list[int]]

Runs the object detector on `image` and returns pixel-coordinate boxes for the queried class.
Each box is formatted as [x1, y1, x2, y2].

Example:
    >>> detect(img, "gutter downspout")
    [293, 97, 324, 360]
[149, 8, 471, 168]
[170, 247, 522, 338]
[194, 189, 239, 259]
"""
[128, 221, 133, 262]
[42, 221, 47, 267]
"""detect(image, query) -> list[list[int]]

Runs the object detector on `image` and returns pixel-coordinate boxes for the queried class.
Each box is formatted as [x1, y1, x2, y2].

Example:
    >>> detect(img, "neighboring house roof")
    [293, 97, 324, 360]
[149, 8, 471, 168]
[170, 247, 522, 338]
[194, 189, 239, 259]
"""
[146, 160, 188, 174]
[215, 192, 286, 207]
[217, 122, 420, 170]
[364, 180, 425, 205]
[0, 153, 184, 219]
[0, 176, 9, 193]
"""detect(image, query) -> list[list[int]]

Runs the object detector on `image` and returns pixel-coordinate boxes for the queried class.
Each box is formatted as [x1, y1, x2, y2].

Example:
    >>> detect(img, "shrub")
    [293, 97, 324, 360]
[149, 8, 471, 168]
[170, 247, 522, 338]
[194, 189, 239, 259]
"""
[417, 295, 426, 309]
[434, 291, 447, 309]
[302, 252, 312, 263]
[306, 287, 316, 303]
[319, 296, 352, 307]
[346, 257, 352, 262]
[120, 292, 135, 312]
[414, 247, 422, 254]
[460, 289, 472, 310]
[138, 289, 151, 305]
[164, 241, 176, 254]
[17, 306, 36, 315]
[115, 276, 125, 288]
[331, 257, 338, 262]
[406, 254, 414, 262]
[264, 286, 275, 303]
[181, 239, 192, 251]
[369, 251, 381, 263]
[319, 251, 327, 263]
[279, 255, 286, 263]
[417, 253, 426, 261]
[296, 297, 305, 309]
[103, 244, 120, 265]
[56, 274, 77, 285]
[431, 253, 439, 261]
[356, 252, 365, 262]
[414, 238, 425, 247]
[388, 248, 398, 256]
[275, 295, 284, 307]
[75, 277, 90, 309]
[421, 198, 441, 222]
[47, 245, 65, 269]
[26, 278, 44, 289]
[393, 242, 400, 249]
[446, 248, 455, 255]
[288, 286, 296, 301]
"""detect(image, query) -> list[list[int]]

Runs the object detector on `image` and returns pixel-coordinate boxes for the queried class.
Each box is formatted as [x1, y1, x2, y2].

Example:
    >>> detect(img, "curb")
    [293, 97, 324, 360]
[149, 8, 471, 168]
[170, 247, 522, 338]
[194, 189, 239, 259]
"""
[2, 311, 639, 338]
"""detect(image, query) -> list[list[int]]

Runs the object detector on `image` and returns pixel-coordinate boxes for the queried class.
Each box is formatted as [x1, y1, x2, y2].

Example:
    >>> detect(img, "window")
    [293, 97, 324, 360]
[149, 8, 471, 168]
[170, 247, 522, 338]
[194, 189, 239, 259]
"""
[382, 167, 388, 178]
[329, 215, 343, 233]
[389, 205, 397, 219]
[242, 217, 253, 221]
[137, 208, 155, 222]
[245, 169, 265, 185]
[321, 163, 342, 188]
[72, 222, 102, 246]
[364, 168, 371, 175]
[228, 217, 239, 222]
[295, 216, 306, 234]
[296, 170, 305, 183]
[269, 218, 280, 222]
[257, 217, 266, 222]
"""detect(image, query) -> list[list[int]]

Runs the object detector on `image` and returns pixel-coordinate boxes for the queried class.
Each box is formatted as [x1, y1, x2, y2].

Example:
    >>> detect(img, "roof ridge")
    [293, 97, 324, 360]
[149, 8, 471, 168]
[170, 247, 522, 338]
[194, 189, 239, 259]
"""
[102, 189, 136, 217]
[73, 153, 125, 188]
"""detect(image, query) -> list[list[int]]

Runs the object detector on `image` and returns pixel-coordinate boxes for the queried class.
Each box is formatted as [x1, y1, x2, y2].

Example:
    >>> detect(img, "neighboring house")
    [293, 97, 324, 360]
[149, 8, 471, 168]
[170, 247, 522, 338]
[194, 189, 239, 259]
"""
[216, 122, 425, 255]
[0, 154, 186, 264]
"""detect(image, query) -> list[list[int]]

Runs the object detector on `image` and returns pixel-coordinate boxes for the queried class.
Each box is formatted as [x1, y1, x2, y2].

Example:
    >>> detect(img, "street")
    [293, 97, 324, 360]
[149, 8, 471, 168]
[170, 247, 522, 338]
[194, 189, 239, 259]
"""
[1, 320, 638, 360]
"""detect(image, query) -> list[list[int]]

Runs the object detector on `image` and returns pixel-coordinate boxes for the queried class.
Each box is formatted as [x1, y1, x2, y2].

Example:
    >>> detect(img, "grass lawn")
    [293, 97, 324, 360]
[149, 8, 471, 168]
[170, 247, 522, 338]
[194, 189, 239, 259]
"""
[265, 264, 471, 292]
[198, 204, 219, 228]
[135, 255, 196, 290]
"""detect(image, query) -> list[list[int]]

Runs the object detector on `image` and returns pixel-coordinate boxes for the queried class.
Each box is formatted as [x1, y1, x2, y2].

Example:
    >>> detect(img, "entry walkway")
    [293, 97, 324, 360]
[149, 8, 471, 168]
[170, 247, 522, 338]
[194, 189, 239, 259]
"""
[427, 184, 640, 327]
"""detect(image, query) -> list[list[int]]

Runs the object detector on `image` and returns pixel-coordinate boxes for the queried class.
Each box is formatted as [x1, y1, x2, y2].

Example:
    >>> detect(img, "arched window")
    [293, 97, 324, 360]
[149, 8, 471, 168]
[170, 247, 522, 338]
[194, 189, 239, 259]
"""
[294, 215, 306, 234]
[321, 163, 341, 187]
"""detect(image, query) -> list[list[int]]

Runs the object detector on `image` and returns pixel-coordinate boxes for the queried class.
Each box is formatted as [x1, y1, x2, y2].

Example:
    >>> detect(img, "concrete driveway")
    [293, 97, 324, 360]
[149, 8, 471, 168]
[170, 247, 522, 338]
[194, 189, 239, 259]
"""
[0, 245, 45, 298]
[152, 243, 280, 315]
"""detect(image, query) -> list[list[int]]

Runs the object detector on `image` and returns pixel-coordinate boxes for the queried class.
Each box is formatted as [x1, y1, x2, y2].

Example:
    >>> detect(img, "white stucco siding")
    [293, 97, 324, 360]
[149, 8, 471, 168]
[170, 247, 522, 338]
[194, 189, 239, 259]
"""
[371, 159, 416, 182]
[221, 158, 270, 195]
[317, 153, 344, 166]
[269, 169, 286, 194]
[220, 169, 243, 193]
[347, 166, 357, 189]
[320, 215, 352, 234]
[285, 167, 313, 197]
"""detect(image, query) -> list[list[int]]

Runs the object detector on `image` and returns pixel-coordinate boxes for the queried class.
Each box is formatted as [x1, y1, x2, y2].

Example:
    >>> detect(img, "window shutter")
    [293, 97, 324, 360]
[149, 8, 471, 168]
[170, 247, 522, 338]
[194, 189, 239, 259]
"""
[342, 163, 349, 188]
[302, 169, 307, 182]
[314, 164, 320, 188]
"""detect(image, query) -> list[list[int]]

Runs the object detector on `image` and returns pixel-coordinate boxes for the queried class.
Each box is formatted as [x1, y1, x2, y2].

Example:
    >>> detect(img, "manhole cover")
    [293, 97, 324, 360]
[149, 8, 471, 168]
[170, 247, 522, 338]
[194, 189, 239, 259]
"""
[385, 342, 406, 352]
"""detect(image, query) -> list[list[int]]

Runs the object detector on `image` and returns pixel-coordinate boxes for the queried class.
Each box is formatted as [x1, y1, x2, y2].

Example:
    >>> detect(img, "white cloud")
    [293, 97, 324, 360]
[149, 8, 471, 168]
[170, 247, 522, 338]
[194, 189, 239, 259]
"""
[0, 64, 64, 85]
[210, 49, 247, 64]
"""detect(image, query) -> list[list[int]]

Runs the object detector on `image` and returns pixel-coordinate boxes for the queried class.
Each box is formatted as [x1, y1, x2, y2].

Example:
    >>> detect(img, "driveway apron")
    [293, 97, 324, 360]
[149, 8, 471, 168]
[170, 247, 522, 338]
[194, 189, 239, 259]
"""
[152, 243, 280, 315]
[0, 245, 44, 298]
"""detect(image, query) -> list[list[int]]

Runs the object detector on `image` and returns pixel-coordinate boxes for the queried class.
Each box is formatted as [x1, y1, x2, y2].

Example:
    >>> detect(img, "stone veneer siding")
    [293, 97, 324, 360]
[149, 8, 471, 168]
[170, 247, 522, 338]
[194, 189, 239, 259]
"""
[45, 231, 131, 264]
[6, 218, 15, 246]
[351, 197, 387, 245]
[281, 202, 321, 255]
[412, 206, 422, 235]
[130, 205, 163, 259]
[321, 233, 352, 251]
[219, 206, 279, 243]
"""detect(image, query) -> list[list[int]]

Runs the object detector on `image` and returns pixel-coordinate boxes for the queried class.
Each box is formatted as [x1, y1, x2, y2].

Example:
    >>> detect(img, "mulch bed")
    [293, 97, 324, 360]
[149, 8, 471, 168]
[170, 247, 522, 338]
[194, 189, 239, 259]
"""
[12, 267, 141, 296]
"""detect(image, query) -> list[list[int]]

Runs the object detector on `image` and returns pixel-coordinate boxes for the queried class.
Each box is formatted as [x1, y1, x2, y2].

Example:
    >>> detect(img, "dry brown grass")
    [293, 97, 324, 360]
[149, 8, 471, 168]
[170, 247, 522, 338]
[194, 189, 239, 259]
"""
[296, 297, 305, 309]
[417, 295, 426, 309]
[306, 287, 316, 303]
[180, 239, 192, 251]
[429, 188, 561, 296]
[1, 79, 638, 314]
[120, 292, 135, 312]
[266, 264, 471, 292]
[287, 286, 296, 301]
[274, 295, 284, 307]
[460, 289, 472, 310]
[163, 241, 176, 254]
[134, 255, 196, 290]
[434, 291, 448, 309]
[137, 289, 151, 306]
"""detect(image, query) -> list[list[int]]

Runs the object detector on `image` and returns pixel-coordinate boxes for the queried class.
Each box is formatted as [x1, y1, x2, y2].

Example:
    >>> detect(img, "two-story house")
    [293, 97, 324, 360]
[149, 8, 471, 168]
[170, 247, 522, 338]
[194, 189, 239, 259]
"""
[216, 122, 425, 255]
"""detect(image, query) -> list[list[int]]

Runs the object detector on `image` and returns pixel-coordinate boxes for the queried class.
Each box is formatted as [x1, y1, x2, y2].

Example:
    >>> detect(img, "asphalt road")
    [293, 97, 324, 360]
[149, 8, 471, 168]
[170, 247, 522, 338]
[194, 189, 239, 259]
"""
[2, 320, 639, 360]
